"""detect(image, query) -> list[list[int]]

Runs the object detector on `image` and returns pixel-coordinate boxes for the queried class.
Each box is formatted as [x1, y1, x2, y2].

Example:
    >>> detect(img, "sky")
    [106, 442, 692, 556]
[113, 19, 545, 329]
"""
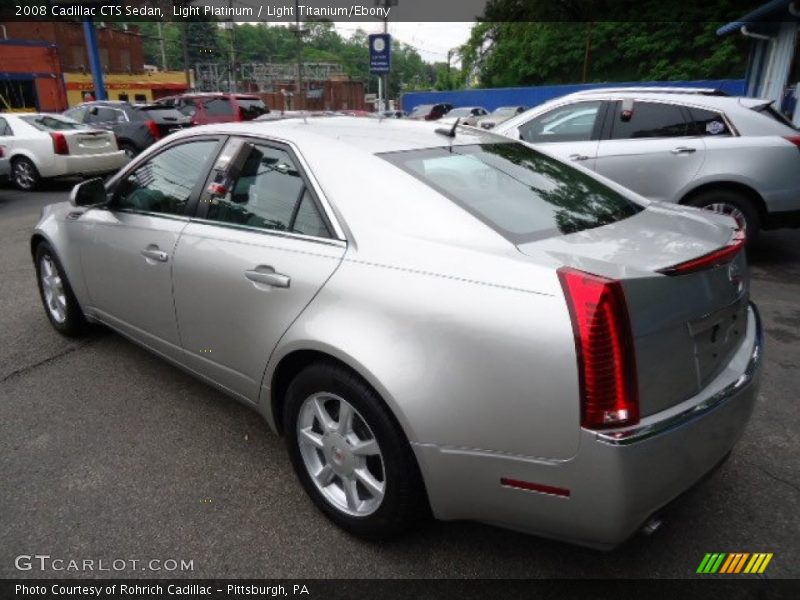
[333, 22, 474, 65]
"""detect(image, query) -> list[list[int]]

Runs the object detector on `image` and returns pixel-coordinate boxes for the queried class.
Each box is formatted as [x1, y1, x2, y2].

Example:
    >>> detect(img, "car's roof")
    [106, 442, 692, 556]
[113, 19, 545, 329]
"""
[559, 90, 769, 111]
[178, 115, 503, 153]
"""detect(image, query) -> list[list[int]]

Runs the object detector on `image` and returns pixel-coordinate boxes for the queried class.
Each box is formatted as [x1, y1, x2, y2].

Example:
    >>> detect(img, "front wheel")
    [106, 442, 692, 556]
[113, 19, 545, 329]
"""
[283, 361, 429, 538]
[34, 242, 89, 336]
[688, 190, 760, 245]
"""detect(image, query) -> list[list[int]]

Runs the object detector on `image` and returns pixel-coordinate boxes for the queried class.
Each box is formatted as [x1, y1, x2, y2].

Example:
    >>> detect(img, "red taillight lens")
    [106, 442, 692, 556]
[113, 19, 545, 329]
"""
[658, 229, 745, 276]
[558, 267, 639, 430]
[50, 132, 69, 155]
[145, 119, 161, 140]
[783, 135, 800, 150]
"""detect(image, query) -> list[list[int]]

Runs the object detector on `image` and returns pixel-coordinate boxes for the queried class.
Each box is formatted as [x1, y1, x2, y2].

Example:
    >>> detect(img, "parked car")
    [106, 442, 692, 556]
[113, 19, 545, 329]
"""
[493, 88, 800, 242]
[64, 101, 189, 158]
[0, 113, 126, 190]
[476, 105, 528, 129]
[155, 93, 269, 125]
[381, 110, 405, 119]
[407, 103, 453, 121]
[438, 106, 489, 126]
[32, 118, 761, 548]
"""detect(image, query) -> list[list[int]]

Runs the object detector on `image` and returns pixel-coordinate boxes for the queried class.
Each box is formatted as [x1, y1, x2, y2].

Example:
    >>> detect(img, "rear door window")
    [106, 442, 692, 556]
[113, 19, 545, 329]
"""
[518, 101, 603, 143]
[609, 101, 688, 139]
[380, 142, 643, 243]
[86, 107, 126, 123]
[236, 98, 268, 119]
[205, 97, 235, 117]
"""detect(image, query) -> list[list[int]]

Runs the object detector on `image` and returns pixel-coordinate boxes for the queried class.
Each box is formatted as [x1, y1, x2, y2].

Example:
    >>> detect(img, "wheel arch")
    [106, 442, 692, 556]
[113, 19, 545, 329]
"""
[9, 149, 42, 171]
[267, 345, 416, 446]
[678, 180, 767, 225]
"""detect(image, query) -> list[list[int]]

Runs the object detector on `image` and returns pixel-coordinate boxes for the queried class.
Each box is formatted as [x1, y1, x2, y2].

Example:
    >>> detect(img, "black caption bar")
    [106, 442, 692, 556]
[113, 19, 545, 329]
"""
[2, 579, 798, 600]
[0, 0, 787, 23]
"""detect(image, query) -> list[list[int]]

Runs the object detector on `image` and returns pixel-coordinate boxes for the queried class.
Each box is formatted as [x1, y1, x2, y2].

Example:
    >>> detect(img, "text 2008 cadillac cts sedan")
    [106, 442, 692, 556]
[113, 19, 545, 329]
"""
[31, 117, 762, 548]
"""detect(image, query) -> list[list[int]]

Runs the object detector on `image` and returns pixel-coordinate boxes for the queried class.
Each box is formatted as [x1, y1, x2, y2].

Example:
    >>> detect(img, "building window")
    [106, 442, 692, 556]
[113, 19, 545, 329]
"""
[134, 94, 147, 103]
[118, 94, 129, 102]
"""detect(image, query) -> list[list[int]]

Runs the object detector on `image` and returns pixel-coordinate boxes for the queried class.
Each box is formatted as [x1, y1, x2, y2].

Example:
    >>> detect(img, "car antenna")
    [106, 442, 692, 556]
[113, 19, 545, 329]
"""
[435, 117, 460, 138]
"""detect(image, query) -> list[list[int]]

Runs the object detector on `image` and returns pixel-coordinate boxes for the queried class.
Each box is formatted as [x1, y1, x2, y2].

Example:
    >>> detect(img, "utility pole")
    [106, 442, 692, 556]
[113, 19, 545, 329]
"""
[582, 21, 594, 83]
[228, 0, 236, 92]
[182, 21, 191, 88]
[157, 22, 168, 71]
[292, 0, 306, 109]
[82, 18, 106, 100]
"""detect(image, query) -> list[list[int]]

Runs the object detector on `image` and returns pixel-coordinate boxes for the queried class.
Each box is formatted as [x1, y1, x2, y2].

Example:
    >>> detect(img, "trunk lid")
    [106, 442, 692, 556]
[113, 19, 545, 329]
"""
[519, 203, 749, 417]
[64, 129, 116, 155]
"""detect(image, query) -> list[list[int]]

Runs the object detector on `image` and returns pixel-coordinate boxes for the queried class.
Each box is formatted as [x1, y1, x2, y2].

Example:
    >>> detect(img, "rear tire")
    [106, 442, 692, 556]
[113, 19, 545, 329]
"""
[34, 242, 89, 337]
[12, 157, 40, 191]
[687, 189, 760, 245]
[119, 142, 138, 160]
[283, 361, 429, 539]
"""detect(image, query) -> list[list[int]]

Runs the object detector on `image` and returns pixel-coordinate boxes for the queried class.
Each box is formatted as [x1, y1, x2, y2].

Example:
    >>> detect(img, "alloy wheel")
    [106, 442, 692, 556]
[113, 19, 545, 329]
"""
[40, 255, 67, 324]
[702, 202, 747, 233]
[14, 161, 36, 190]
[296, 392, 386, 517]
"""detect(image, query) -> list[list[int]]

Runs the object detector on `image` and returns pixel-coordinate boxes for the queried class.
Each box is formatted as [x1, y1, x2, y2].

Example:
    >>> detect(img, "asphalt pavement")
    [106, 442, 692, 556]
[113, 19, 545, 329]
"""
[1, 181, 798, 578]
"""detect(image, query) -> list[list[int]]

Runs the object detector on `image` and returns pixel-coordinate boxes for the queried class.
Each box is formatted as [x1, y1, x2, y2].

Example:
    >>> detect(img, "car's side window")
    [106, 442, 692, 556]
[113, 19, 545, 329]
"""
[205, 143, 330, 238]
[609, 101, 688, 139]
[0, 117, 13, 136]
[64, 107, 87, 123]
[686, 107, 731, 136]
[518, 101, 603, 143]
[205, 98, 234, 117]
[86, 107, 125, 123]
[114, 140, 219, 216]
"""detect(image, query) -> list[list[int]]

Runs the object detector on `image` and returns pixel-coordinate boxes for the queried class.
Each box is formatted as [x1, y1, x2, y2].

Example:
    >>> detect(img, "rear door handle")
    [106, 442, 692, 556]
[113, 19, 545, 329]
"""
[670, 146, 697, 154]
[141, 248, 168, 262]
[569, 154, 589, 161]
[245, 267, 291, 289]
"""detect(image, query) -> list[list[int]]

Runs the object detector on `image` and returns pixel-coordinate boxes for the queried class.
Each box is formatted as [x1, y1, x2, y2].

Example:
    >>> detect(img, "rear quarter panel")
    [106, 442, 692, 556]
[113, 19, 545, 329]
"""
[269, 254, 583, 461]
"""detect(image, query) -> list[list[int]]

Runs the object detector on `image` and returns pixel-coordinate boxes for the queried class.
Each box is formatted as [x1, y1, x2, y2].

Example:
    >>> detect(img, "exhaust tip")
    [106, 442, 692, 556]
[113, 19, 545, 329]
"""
[641, 517, 663, 536]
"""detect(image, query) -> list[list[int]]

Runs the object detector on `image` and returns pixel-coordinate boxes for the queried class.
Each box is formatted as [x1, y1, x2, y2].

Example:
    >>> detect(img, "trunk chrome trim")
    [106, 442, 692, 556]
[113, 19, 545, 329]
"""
[595, 301, 762, 447]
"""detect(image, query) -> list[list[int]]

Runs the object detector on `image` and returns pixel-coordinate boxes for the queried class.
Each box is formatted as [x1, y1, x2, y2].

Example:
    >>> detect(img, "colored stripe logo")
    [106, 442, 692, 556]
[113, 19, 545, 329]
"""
[697, 553, 773, 574]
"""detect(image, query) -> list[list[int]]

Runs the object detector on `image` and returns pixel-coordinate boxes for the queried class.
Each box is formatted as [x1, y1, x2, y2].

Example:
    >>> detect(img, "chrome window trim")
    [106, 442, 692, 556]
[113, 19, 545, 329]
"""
[108, 208, 192, 223]
[222, 132, 348, 242]
[187, 216, 346, 249]
[596, 302, 762, 447]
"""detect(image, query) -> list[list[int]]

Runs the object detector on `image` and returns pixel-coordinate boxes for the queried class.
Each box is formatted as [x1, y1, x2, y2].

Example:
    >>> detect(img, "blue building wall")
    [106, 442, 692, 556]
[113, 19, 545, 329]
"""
[401, 79, 747, 113]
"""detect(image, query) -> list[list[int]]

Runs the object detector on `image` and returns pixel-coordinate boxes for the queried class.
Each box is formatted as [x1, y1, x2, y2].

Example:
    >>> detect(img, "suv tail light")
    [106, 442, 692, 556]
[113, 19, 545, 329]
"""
[50, 132, 69, 155]
[658, 229, 745, 276]
[558, 267, 639, 430]
[783, 135, 800, 151]
[145, 119, 161, 140]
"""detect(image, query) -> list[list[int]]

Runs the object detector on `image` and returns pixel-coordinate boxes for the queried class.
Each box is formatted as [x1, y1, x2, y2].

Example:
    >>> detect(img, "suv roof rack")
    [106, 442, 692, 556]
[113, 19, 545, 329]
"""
[570, 87, 730, 97]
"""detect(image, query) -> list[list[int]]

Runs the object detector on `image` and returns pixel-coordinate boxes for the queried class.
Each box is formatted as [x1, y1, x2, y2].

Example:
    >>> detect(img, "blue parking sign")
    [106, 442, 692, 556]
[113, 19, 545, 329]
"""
[369, 34, 391, 74]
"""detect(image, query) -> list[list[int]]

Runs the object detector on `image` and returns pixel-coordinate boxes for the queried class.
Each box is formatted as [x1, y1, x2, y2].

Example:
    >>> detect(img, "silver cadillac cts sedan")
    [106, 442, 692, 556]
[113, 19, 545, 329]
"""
[31, 117, 762, 548]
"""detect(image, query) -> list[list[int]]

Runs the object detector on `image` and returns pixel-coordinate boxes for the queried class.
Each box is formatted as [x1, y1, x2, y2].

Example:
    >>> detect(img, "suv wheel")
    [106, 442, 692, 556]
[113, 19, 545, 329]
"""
[688, 190, 760, 244]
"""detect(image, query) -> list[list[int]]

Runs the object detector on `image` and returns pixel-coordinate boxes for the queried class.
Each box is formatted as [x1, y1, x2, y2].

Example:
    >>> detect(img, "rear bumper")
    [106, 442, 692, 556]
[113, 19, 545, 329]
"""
[413, 303, 763, 548]
[45, 151, 128, 178]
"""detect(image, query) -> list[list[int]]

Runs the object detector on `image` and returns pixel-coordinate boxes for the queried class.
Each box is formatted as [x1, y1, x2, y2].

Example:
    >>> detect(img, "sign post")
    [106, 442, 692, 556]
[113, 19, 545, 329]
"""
[369, 33, 391, 111]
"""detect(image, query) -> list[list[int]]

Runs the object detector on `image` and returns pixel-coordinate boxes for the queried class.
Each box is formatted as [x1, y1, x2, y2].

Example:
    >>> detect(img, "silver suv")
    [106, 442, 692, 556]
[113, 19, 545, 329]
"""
[494, 88, 800, 241]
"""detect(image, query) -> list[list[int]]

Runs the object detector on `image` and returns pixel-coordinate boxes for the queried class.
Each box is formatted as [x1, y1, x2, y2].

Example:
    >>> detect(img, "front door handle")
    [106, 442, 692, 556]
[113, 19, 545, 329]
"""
[569, 154, 589, 161]
[141, 247, 168, 262]
[670, 146, 697, 154]
[245, 267, 291, 289]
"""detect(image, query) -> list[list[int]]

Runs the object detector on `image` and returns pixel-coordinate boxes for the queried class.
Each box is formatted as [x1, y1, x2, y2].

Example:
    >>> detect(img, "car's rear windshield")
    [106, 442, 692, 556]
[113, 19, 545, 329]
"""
[409, 105, 433, 117]
[380, 142, 644, 243]
[751, 103, 797, 129]
[20, 115, 85, 131]
[236, 97, 268, 119]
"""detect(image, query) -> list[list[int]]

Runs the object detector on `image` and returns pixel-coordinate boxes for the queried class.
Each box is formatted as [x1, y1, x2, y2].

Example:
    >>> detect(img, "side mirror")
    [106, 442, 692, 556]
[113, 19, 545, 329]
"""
[70, 177, 107, 207]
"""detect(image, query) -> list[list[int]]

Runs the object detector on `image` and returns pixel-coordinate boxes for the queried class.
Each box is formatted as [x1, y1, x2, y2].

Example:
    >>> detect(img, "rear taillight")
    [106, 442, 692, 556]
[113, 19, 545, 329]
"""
[50, 132, 69, 155]
[145, 119, 161, 140]
[658, 229, 745, 276]
[558, 267, 639, 430]
[783, 135, 800, 151]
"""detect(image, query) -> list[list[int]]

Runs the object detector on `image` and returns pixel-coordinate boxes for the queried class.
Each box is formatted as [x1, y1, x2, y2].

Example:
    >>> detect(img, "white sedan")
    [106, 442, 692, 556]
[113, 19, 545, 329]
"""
[0, 113, 128, 191]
